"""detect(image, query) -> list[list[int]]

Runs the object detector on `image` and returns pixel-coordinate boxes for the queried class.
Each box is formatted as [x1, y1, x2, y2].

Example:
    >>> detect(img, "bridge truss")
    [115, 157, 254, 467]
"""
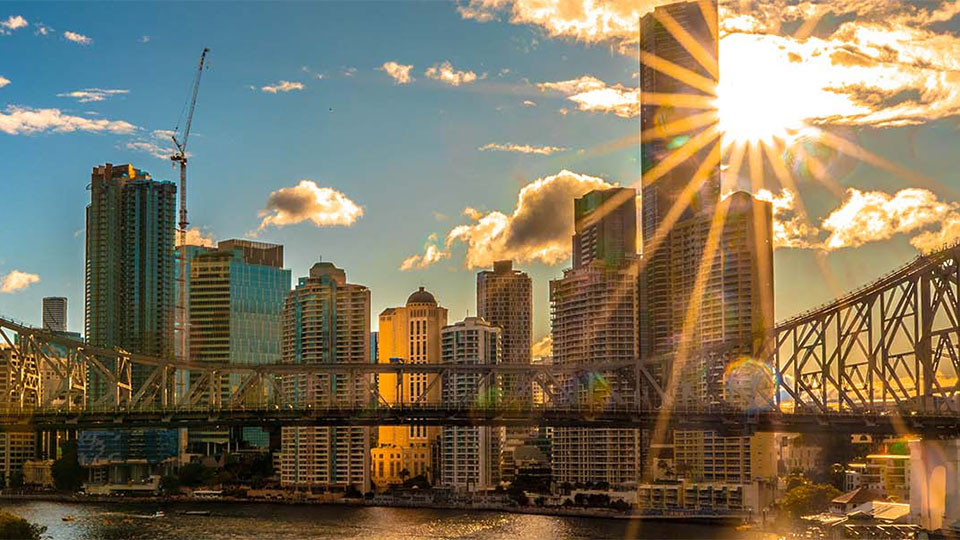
[3, 244, 960, 435]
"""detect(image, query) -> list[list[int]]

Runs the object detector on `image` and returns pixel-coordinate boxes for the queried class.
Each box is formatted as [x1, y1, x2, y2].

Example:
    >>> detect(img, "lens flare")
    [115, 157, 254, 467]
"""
[723, 357, 778, 411]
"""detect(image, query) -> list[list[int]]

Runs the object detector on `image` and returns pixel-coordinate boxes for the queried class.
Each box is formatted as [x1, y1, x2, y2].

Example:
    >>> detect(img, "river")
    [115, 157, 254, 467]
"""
[0, 501, 780, 539]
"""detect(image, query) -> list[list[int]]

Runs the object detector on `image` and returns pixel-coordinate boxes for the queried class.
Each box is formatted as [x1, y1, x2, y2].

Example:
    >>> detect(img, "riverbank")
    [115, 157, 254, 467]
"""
[0, 492, 751, 525]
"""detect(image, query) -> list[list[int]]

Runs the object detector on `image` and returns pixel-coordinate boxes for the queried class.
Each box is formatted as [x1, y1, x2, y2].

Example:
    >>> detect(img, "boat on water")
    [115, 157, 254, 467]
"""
[182, 510, 211, 516]
[153, 511, 165, 518]
[61, 515, 75, 522]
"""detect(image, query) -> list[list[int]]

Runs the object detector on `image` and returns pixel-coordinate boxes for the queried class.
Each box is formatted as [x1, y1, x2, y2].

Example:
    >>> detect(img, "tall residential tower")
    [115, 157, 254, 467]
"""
[550, 187, 640, 487]
[279, 262, 371, 489]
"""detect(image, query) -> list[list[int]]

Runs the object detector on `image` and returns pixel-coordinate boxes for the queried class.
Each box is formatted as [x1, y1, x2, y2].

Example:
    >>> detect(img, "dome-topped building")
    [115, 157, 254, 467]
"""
[406, 287, 437, 306]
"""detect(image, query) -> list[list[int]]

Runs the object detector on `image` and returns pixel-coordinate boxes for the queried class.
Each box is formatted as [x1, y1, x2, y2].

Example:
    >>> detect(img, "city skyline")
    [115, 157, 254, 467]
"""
[4, 1, 960, 345]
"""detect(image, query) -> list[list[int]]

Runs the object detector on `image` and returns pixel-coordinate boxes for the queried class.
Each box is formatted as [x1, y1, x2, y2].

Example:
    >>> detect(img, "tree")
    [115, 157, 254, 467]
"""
[52, 441, 83, 492]
[399, 468, 410, 483]
[0, 511, 46, 540]
[179, 463, 215, 487]
[160, 475, 181, 496]
[345, 485, 362, 499]
[8, 473, 22, 490]
[781, 484, 842, 518]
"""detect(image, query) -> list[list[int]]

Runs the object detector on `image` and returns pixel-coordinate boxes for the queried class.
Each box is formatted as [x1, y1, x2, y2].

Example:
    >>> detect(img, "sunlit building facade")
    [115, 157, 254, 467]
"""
[550, 188, 640, 488]
[476, 260, 532, 483]
[279, 262, 370, 489]
[371, 288, 447, 488]
[439, 317, 503, 492]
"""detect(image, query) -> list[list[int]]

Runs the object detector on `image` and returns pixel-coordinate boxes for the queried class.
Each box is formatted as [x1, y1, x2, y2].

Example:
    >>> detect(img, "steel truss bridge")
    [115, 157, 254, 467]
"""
[5, 244, 960, 437]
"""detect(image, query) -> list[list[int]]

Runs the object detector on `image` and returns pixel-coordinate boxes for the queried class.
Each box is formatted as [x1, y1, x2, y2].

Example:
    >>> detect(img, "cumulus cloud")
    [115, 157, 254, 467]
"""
[463, 0, 960, 128]
[259, 180, 363, 230]
[0, 76, 8, 88]
[531, 334, 552, 359]
[457, 0, 662, 51]
[178, 228, 215, 248]
[0, 15, 27, 34]
[57, 88, 129, 103]
[380, 61, 415, 85]
[754, 189, 820, 249]
[63, 31, 92, 45]
[761, 186, 960, 252]
[399, 234, 450, 271]
[424, 61, 481, 86]
[0, 106, 136, 135]
[1, 270, 39, 293]
[538, 76, 638, 118]
[911, 214, 960, 252]
[820, 188, 954, 250]
[479, 142, 569, 155]
[261, 80, 304, 94]
[444, 170, 614, 268]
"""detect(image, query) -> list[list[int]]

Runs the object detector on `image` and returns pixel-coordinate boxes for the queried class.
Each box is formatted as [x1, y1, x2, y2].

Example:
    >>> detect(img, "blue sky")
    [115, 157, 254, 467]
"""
[3, 1, 960, 346]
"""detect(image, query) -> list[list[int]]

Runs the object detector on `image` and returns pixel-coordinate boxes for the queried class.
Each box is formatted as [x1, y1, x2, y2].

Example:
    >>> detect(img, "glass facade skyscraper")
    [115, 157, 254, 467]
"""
[85, 163, 176, 399]
[184, 239, 290, 452]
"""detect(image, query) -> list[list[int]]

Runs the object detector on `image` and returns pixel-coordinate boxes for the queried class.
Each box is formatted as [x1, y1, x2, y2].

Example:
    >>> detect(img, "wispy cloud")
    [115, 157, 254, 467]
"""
[138, 35, 150, 43]
[261, 80, 304, 94]
[440, 170, 614, 268]
[0, 15, 27, 35]
[399, 234, 450, 271]
[478, 142, 569, 155]
[424, 61, 482, 86]
[1, 270, 39, 293]
[0, 76, 9, 88]
[57, 88, 129, 103]
[34, 23, 52, 36]
[63, 31, 92, 45]
[522, 100, 537, 107]
[380, 61, 415, 85]
[0, 106, 135, 135]
[259, 180, 363, 230]
[538, 76, 638, 118]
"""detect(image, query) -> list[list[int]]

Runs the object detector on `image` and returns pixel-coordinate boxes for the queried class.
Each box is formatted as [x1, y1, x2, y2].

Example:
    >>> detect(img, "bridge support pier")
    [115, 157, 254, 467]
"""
[910, 439, 960, 530]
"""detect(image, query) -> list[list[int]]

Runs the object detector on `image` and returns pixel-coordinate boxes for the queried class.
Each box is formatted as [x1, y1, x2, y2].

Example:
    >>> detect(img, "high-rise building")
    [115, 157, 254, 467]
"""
[85, 163, 177, 398]
[440, 317, 503, 492]
[83, 163, 178, 470]
[550, 187, 640, 488]
[476, 260, 533, 483]
[371, 288, 448, 488]
[279, 262, 370, 489]
[637, 0, 776, 489]
[185, 239, 290, 453]
[42, 297, 67, 333]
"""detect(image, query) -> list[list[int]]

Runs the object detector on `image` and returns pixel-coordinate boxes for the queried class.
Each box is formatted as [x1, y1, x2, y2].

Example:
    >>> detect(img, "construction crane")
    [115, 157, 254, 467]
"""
[171, 46, 209, 238]
[171, 46, 209, 368]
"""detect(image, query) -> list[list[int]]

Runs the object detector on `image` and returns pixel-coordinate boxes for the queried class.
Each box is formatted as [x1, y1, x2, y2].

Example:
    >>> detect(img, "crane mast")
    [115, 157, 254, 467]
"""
[172, 47, 209, 371]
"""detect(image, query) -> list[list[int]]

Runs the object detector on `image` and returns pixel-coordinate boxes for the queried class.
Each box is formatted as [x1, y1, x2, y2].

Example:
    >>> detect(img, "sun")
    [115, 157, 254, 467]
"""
[714, 35, 811, 145]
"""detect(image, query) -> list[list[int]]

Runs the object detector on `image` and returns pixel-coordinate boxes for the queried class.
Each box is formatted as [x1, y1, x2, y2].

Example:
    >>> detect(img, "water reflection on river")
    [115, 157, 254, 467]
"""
[2, 501, 778, 539]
